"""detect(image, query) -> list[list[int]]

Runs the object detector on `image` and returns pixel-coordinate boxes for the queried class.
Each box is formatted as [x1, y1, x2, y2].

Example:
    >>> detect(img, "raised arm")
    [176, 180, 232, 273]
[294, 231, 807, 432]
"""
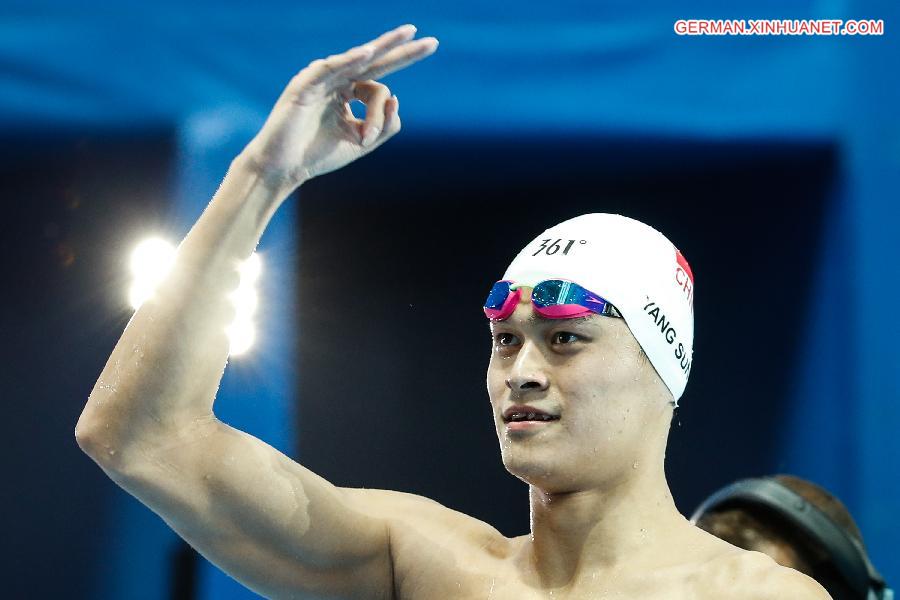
[75, 25, 438, 599]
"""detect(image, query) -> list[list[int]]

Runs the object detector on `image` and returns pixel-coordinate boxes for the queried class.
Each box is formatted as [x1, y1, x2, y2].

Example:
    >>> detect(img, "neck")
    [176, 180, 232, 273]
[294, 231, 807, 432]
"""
[518, 442, 690, 588]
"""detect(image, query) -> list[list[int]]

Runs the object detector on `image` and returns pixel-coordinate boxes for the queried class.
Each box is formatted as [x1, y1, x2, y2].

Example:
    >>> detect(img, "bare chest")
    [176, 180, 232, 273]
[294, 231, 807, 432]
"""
[398, 574, 705, 600]
[391, 531, 712, 600]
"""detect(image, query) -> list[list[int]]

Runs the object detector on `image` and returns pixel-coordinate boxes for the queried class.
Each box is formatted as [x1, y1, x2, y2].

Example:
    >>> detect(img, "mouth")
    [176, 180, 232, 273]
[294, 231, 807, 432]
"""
[504, 411, 560, 423]
[505, 418, 559, 432]
[502, 406, 561, 432]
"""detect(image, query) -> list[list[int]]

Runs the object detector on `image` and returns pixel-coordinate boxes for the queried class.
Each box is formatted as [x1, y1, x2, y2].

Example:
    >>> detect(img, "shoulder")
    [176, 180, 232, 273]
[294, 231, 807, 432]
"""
[341, 487, 507, 547]
[341, 486, 514, 594]
[697, 549, 832, 600]
[341, 486, 478, 525]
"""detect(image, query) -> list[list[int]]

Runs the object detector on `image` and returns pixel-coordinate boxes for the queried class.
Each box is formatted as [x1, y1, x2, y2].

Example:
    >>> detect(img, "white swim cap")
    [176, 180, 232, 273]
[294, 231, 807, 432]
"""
[500, 213, 694, 404]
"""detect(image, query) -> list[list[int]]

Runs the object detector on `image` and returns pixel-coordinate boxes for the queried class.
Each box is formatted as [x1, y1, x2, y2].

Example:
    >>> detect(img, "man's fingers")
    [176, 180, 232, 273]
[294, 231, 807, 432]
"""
[352, 80, 392, 146]
[383, 95, 400, 134]
[294, 46, 373, 91]
[356, 37, 439, 81]
[303, 24, 419, 88]
[301, 46, 374, 88]
[361, 24, 419, 63]
[363, 95, 402, 152]
[289, 28, 437, 104]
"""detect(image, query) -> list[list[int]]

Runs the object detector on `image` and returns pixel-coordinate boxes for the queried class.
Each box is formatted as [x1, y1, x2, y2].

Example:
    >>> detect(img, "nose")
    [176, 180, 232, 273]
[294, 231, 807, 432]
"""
[505, 341, 549, 393]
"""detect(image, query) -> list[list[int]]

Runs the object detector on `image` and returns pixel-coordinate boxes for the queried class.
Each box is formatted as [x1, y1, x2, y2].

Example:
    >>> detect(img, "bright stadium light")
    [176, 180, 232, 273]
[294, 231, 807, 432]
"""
[229, 286, 259, 319]
[128, 240, 260, 356]
[129, 238, 177, 309]
[226, 319, 256, 356]
[227, 253, 262, 356]
[238, 252, 261, 285]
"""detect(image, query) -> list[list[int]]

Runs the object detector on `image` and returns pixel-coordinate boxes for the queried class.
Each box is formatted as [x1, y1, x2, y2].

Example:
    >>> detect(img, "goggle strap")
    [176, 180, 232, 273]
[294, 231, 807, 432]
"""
[604, 303, 622, 318]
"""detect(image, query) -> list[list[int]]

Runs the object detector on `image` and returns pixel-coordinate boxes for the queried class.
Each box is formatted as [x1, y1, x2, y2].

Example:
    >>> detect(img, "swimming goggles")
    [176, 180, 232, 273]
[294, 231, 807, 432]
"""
[483, 279, 622, 321]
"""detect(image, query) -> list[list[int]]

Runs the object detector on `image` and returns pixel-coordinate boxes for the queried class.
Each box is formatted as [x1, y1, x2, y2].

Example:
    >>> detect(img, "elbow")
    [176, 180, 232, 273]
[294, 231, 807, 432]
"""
[74, 420, 138, 476]
[74, 416, 109, 460]
[75, 413, 97, 453]
[75, 391, 131, 462]
[75, 411, 127, 469]
[75, 393, 103, 453]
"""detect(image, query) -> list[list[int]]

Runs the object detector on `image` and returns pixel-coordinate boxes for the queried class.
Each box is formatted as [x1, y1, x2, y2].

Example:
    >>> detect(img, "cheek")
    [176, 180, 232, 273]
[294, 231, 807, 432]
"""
[558, 352, 625, 399]
[561, 376, 644, 451]
[587, 344, 647, 397]
[486, 357, 506, 402]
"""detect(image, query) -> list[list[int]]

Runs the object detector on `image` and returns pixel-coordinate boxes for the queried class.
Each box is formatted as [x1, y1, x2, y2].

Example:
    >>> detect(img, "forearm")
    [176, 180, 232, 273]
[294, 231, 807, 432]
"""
[75, 152, 298, 461]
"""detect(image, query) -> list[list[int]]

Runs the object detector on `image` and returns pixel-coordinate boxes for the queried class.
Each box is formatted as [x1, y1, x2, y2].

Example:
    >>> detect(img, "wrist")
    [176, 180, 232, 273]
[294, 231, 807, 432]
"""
[230, 151, 310, 197]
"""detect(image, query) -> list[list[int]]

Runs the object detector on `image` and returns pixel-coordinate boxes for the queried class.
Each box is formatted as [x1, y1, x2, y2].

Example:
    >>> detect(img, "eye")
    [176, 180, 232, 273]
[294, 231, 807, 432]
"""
[494, 332, 519, 347]
[552, 332, 581, 345]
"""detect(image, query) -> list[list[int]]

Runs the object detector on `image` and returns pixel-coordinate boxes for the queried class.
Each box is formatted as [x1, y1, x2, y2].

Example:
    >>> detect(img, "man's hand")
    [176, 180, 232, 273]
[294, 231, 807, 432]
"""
[241, 24, 438, 194]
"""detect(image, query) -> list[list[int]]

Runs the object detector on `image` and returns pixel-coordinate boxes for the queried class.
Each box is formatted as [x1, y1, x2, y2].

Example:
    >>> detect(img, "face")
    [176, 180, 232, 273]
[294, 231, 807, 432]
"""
[486, 287, 673, 492]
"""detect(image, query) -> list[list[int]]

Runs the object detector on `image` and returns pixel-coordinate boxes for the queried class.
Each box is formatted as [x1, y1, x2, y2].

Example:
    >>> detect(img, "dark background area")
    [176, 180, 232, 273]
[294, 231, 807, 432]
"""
[0, 131, 178, 597]
[1, 132, 835, 596]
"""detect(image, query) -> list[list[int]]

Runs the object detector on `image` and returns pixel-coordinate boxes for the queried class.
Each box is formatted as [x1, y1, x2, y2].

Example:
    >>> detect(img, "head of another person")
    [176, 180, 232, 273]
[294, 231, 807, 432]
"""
[483, 213, 695, 493]
[694, 475, 876, 600]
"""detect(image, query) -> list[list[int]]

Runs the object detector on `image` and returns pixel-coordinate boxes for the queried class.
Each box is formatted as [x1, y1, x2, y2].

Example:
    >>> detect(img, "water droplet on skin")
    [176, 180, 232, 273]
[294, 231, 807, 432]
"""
[632, 461, 639, 469]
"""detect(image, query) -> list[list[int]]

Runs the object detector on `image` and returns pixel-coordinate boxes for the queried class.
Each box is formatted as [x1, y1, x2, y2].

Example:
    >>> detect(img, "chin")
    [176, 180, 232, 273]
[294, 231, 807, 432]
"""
[499, 446, 570, 489]
[502, 443, 624, 493]
[510, 468, 579, 493]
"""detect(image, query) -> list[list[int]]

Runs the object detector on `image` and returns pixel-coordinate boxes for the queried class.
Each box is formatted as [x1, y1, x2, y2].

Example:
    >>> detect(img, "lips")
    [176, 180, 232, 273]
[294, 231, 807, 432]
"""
[502, 405, 560, 423]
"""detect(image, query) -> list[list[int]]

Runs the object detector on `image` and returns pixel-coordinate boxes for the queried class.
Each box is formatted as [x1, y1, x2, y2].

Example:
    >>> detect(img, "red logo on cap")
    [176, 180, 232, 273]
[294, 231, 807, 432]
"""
[674, 248, 694, 308]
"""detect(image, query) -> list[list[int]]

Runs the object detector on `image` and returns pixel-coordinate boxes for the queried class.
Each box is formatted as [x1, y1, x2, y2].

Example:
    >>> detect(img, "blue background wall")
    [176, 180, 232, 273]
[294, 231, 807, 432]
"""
[1, 1, 896, 597]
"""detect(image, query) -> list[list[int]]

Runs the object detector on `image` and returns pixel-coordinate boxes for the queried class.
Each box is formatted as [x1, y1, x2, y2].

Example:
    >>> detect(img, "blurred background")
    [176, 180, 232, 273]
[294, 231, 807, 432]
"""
[1, 2, 897, 598]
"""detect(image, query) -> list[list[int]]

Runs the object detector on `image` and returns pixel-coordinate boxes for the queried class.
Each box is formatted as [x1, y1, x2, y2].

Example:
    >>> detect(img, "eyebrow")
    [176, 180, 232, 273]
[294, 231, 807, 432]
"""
[531, 314, 596, 326]
[487, 314, 594, 329]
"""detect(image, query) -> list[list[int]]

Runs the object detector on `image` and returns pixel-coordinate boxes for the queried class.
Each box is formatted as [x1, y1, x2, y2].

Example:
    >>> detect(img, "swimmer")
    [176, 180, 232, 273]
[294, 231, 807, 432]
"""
[75, 25, 831, 599]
